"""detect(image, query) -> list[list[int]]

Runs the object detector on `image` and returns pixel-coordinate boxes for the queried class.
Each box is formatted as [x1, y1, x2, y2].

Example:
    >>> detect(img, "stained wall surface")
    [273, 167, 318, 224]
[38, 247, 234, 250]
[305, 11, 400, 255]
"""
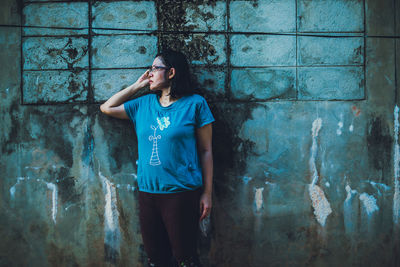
[0, 0, 399, 266]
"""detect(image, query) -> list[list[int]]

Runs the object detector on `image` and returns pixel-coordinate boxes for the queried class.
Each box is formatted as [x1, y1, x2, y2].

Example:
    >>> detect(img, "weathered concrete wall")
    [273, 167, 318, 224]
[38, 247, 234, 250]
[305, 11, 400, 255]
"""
[1, 0, 399, 266]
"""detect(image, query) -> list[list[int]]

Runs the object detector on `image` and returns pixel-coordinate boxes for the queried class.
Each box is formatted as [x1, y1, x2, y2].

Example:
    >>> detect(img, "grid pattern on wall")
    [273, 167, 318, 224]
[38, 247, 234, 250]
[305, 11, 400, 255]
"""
[21, 0, 365, 105]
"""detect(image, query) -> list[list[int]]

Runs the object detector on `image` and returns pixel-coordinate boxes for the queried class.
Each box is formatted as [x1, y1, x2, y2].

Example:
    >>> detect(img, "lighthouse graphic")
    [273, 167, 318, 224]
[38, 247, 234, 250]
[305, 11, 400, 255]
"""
[149, 116, 170, 166]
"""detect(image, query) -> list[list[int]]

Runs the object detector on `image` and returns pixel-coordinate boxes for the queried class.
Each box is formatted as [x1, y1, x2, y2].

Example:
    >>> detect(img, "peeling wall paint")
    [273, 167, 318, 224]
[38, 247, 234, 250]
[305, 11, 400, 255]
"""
[254, 187, 264, 213]
[349, 106, 361, 133]
[309, 118, 332, 227]
[9, 177, 26, 198]
[343, 184, 358, 234]
[99, 171, 121, 263]
[310, 118, 322, 186]
[365, 180, 390, 196]
[45, 182, 58, 224]
[336, 114, 343, 135]
[10, 176, 58, 224]
[309, 184, 332, 227]
[359, 193, 379, 216]
[242, 175, 252, 185]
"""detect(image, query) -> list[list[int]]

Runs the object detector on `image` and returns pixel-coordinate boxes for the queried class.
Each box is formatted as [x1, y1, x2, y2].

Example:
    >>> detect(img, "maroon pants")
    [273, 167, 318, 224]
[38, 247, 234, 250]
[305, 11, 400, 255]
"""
[138, 188, 202, 266]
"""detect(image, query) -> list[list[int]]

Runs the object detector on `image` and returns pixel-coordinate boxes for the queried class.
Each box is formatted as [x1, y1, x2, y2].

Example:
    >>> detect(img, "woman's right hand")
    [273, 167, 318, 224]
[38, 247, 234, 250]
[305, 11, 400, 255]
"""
[100, 69, 151, 119]
[134, 70, 150, 89]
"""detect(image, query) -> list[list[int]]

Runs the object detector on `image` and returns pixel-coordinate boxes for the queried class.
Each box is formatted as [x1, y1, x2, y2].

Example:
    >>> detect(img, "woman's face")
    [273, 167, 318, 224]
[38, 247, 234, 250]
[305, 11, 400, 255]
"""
[148, 56, 170, 91]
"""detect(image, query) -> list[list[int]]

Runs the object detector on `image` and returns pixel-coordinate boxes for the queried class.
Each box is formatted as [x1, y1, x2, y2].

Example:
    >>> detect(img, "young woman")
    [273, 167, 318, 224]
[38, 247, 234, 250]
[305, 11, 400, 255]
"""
[100, 50, 214, 267]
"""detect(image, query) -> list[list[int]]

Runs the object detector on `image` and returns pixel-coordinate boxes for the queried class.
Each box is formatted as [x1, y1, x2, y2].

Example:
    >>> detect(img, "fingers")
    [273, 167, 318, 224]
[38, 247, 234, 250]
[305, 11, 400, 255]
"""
[199, 209, 206, 221]
[140, 70, 149, 78]
[137, 70, 150, 85]
[141, 70, 150, 79]
[199, 205, 211, 221]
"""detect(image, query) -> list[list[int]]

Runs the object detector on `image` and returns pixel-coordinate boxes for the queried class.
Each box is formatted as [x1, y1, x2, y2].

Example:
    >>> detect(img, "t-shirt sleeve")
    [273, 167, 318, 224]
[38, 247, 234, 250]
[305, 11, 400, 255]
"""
[124, 97, 141, 123]
[195, 96, 215, 128]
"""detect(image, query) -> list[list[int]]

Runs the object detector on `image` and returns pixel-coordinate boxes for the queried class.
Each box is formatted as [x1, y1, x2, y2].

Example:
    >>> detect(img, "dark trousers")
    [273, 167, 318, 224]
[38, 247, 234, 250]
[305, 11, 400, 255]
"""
[138, 188, 202, 266]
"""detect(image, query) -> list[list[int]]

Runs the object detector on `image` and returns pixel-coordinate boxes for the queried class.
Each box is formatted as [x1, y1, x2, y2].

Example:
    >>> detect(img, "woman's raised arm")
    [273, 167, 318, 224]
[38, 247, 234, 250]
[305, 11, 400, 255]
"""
[100, 70, 150, 119]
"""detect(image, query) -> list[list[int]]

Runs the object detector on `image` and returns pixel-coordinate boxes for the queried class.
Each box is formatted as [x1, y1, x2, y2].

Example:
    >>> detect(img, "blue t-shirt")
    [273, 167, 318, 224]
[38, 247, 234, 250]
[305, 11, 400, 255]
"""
[124, 93, 215, 193]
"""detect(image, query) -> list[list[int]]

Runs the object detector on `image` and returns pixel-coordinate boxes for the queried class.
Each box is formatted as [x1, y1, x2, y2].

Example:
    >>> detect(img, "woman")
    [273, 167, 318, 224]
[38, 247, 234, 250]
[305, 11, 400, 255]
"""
[100, 49, 214, 267]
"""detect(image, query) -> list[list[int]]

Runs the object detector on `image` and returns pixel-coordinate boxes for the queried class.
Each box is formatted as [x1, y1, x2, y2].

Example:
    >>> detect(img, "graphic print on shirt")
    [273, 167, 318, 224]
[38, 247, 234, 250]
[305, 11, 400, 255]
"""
[148, 116, 170, 166]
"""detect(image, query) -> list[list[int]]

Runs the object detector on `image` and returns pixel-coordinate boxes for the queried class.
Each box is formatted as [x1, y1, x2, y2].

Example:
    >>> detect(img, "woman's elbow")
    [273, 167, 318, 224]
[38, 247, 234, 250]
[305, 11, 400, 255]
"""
[100, 104, 109, 114]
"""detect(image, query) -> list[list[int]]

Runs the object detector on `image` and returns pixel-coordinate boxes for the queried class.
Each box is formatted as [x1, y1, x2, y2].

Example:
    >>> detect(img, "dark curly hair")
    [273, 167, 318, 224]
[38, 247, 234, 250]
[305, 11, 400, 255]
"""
[155, 49, 197, 99]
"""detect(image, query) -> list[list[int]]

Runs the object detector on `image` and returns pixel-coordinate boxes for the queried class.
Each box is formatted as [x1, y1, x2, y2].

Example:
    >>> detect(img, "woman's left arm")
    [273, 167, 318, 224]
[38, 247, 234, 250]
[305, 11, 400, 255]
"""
[196, 123, 213, 221]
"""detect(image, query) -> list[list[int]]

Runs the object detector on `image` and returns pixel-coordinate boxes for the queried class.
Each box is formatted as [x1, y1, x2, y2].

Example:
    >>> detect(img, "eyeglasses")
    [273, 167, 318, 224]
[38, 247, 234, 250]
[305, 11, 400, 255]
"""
[148, 66, 169, 73]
